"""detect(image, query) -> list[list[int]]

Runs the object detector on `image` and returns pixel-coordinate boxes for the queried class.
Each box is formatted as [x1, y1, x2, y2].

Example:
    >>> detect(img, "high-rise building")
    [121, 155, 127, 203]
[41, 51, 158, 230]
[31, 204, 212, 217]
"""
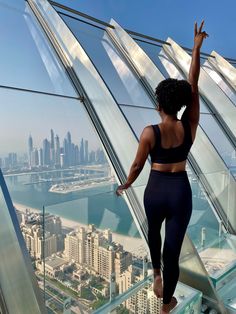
[71, 143, 75, 165]
[64, 225, 132, 282]
[38, 148, 43, 167]
[103, 229, 112, 243]
[36, 231, 57, 259]
[97, 244, 115, 281]
[31, 149, 39, 167]
[114, 251, 132, 279]
[85, 140, 88, 164]
[60, 153, 65, 168]
[55, 134, 60, 166]
[75, 144, 79, 165]
[118, 265, 135, 311]
[64, 227, 86, 264]
[66, 131, 72, 166]
[89, 150, 96, 163]
[50, 129, 55, 166]
[63, 138, 68, 167]
[50, 129, 55, 150]
[80, 138, 84, 164]
[42, 138, 50, 166]
[21, 214, 63, 259]
[8, 152, 17, 168]
[28, 134, 33, 167]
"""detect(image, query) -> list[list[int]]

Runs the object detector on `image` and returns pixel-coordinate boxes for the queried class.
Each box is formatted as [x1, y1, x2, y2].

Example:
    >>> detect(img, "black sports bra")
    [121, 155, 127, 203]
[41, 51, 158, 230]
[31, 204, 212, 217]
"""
[150, 118, 193, 164]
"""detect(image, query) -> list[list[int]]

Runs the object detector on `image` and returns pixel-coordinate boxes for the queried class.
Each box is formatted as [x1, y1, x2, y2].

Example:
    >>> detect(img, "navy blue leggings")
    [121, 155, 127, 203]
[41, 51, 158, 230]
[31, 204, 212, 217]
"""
[143, 170, 192, 304]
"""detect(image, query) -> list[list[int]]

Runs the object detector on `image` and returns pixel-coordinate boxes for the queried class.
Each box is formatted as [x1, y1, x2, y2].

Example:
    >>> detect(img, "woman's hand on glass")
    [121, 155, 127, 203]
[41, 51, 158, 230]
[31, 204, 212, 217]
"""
[116, 183, 130, 196]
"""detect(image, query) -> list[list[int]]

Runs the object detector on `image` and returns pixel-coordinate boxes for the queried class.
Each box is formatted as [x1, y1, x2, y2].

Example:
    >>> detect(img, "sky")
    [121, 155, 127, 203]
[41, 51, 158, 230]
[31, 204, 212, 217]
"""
[57, 0, 236, 59]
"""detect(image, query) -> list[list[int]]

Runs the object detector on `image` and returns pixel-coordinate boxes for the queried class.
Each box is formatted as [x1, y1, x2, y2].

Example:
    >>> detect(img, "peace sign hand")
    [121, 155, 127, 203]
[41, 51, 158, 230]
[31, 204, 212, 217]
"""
[194, 20, 209, 50]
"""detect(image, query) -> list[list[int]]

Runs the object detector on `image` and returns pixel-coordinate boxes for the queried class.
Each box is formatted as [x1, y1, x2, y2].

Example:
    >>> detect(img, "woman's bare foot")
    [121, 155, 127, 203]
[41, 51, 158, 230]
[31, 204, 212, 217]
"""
[161, 296, 178, 313]
[153, 274, 163, 298]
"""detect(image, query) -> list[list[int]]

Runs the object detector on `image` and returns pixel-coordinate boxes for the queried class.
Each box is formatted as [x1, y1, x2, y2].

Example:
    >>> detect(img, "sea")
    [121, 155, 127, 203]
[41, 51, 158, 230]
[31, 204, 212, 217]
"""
[4, 169, 141, 238]
[3, 168, 222, 248]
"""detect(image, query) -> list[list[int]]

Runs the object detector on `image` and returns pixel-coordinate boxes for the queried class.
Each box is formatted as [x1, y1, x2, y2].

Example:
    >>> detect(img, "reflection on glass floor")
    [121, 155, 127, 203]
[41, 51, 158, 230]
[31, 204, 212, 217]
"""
[195, 232, 236, 313]
[198, 234, 236, 286]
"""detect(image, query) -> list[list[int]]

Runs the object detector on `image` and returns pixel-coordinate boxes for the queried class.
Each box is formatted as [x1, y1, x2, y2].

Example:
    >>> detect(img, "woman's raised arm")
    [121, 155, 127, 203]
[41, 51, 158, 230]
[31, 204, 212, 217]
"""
[183, 21, 208, 135]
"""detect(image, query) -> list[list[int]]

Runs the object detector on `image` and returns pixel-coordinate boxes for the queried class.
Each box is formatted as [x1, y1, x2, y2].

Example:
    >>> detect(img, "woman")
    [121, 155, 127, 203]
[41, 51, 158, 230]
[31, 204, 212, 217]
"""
[116, 21, 208, 313]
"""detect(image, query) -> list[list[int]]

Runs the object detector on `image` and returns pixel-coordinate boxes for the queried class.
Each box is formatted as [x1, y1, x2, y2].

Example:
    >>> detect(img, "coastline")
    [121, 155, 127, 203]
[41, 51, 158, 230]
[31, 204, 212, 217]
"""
[49, 178, 116, 194]
[13, 202, 146, 256]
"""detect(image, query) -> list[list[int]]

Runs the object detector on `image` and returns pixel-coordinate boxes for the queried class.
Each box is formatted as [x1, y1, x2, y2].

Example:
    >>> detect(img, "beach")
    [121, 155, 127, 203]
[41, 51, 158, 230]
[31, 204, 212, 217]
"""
[13, 202, 146, 256]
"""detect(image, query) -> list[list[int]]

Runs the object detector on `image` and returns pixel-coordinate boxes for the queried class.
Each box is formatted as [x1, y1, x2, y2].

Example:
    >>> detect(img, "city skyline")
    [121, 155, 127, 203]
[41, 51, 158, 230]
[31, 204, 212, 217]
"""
[0, 89, 102, 156]
[28, 129, 90, 168]
[0, 127, 107, 170]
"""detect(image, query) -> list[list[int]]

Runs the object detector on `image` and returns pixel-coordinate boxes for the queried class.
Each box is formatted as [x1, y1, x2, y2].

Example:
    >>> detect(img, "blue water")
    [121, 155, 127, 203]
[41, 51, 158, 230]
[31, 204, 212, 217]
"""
[4, 170, 221, 247]
[5, 171, 141, 238]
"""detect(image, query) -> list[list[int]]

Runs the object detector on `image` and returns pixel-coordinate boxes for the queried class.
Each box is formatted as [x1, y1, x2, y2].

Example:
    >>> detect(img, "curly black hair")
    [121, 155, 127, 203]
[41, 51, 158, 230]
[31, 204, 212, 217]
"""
[155, 78, 192, 115]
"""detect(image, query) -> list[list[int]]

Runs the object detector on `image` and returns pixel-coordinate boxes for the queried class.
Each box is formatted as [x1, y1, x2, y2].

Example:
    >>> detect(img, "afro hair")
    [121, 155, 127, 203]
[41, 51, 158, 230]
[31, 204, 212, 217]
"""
[155, 78, 192, 115]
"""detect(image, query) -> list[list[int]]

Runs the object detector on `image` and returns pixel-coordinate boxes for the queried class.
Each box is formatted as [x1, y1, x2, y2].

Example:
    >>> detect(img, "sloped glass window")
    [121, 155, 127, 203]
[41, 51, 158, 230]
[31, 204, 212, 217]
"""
[0, 170, 44, 313]
[202, 61, 236, 107]
[0, 1, 76, 96]
[57, 11, 154, 108]
[1, 88, 152, 313]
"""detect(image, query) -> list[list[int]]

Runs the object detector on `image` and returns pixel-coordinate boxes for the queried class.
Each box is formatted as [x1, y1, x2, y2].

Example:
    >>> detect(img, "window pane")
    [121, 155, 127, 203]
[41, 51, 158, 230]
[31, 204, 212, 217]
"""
[120, 106, 161, 138]
[203, 61, 236, 107]
[58, 12, 154, 108]
[0, 172, 44, 313]
[1, 88, 152, 312]
[134, 39, 170, 78]
[0, 2, 76, 96]
[200, 114, 236, 171]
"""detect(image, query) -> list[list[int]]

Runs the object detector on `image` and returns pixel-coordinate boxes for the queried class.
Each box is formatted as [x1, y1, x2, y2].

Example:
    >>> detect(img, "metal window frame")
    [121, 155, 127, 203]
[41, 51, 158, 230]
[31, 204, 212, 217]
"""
[209, 51, 236, 90]
[202, 60, 236, 106]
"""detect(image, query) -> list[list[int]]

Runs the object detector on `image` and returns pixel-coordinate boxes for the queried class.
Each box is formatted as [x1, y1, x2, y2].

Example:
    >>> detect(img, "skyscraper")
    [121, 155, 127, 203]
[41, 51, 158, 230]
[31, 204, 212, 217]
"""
[80, 138, 84, 164]
[55, 134, 60, 166]
[50, 129, 55, 150]
[75, 145, 79, 165]
[28, 134, 33, 167]
[38, 148, 43, 167]
[8, 153, 17, 168]
[85, 140, 88, 164]
[66, 131, 72, 166]
[31, 149, 39, 167]
[43, 138, 50, 166]
[50, 129, 55, 166]
[63, 138, 68, 167]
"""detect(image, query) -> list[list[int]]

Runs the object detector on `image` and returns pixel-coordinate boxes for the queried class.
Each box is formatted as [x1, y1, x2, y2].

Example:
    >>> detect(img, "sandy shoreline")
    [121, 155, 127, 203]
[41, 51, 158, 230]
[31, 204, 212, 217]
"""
[13, 202, 146, 256]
